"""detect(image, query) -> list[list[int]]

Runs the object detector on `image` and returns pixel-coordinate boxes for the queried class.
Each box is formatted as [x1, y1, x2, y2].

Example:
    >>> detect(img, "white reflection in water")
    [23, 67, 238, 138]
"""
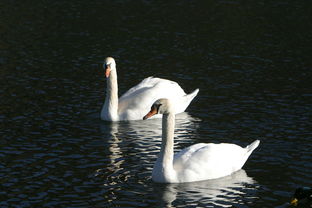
[155, 169, 258, 207]
[118, 112, 202, 170]
[94, 122, 125, 179]
[120, 112, 200, 143]
[106, 124, 123, 173]
[96, 112, 200, 180]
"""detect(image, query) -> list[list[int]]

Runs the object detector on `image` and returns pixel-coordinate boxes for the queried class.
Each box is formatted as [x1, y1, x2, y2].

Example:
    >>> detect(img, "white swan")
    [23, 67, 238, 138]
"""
[101, 57, 199, 121]
[143, 99, 260, 183]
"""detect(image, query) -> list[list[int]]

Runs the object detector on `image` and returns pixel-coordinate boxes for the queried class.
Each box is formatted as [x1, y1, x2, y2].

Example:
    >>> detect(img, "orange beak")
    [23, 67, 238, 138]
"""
[143, 108, 158, 120]
[105, 65, 111, 78]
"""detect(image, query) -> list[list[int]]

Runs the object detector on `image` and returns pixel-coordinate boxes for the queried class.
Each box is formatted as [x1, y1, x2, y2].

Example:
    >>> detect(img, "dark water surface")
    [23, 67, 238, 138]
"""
[1, 1, 311, 207]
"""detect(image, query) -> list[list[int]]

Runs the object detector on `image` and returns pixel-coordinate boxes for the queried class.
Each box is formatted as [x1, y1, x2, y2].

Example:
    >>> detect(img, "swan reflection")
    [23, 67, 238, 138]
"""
[95, 123, 124, 180]
[116, 112, 200, 143]
[106, 123, 123, 173]
[154, 169, 258, 207]
[96, 112, 199, 180]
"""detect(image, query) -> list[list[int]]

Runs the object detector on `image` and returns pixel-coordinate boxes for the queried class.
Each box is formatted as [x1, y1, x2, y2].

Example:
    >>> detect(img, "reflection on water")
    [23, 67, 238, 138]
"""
[90, 113, 204, 207]
[96, 123, 124, 178]
[155, 169, 257, 208]
[110, 112, 200, 152]
[95, 112, 200, 180]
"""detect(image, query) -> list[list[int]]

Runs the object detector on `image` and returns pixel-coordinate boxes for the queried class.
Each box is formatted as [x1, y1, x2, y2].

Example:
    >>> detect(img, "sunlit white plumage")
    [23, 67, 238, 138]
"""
[101, 57, 199, 121]
[143, 99, 260, 183]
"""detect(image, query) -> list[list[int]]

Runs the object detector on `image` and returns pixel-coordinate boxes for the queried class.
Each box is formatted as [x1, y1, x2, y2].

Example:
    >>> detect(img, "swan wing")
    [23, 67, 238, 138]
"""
[117, 77, 197, 120]
[119, 77, 186, 101]
[173, 142, 258, 182]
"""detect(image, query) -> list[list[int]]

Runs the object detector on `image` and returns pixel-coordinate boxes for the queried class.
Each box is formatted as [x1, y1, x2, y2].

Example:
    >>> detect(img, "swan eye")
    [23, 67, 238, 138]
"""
[151, 103, 162, 112]
[156, 104, 162, 112]
[104, 63, 111, 69]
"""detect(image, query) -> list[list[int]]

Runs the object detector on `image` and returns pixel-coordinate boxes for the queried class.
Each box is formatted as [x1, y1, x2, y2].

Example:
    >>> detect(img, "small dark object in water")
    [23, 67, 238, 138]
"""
[290, 187, 312, 206]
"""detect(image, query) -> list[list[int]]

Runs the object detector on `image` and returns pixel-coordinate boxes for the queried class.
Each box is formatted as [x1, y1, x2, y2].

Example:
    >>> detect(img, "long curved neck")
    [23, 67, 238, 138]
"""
[159, 112, 176, 180]
[102, 69, 119, 121]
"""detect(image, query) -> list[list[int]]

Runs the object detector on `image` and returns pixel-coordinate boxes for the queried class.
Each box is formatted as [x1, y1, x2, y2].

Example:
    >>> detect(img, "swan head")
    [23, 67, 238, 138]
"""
[103, 57, 116, 78]
[143, 99, 174, 120]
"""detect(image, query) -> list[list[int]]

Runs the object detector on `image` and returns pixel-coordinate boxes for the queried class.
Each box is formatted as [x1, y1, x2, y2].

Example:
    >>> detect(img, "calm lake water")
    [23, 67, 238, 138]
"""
[1, 1, 311, 207]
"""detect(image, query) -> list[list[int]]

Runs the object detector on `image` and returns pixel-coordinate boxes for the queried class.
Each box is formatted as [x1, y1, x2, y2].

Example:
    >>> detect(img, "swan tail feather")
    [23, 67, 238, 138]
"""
[187, 88, 199, 100]
[179, 88, 199, 112]
[184, 88, 199, 103]
[187, 88, 199, 99]
[246, 140, 260, 153]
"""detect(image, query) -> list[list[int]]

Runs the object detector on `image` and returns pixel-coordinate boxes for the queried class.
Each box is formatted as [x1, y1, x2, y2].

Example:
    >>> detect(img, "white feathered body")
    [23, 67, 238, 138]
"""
[152, 140, 260, 183]
[116, 77, 198, 121]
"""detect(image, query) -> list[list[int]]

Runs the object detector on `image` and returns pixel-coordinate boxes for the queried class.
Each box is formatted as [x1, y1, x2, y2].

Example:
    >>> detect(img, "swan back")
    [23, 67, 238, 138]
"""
[172, 140, 260, 182]
[118, 77, 198, 120]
